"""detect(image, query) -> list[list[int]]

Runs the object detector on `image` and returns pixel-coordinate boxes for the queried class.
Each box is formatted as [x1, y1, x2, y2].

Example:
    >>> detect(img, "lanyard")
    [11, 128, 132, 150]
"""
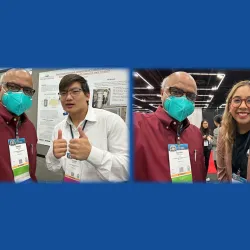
[16, 120, 21, 139]
[176, 123, 183, 145]
[69, 120, 88, 139]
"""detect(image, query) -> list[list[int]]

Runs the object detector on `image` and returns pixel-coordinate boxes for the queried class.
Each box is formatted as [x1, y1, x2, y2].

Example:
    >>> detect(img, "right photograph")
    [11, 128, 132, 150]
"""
[133, 69, 250, 183]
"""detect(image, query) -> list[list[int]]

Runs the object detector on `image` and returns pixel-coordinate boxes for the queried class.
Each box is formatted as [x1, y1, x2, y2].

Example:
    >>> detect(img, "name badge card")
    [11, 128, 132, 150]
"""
[8, 138, 31, 183]
[64, 152, 82, 183]
[168, 144, 192, 183]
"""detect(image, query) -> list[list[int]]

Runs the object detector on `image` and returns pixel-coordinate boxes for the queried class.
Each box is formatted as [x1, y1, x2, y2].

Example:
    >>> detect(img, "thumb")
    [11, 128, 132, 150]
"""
[57, 129, 62, 139]
[78, 127, 87, 138]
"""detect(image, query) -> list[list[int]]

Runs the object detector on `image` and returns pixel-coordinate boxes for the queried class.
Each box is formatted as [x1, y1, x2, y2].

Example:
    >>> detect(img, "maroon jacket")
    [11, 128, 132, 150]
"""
[134, 106, 206, 182]
[0, 104, 37, 182]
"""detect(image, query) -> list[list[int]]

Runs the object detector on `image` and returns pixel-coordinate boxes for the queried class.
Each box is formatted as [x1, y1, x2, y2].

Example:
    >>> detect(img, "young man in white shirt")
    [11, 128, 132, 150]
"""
[45, 74, 129, 182]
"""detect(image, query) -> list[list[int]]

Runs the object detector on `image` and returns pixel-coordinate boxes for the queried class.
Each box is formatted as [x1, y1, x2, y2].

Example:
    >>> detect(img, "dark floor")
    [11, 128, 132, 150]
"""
[36, 156, 64, 182]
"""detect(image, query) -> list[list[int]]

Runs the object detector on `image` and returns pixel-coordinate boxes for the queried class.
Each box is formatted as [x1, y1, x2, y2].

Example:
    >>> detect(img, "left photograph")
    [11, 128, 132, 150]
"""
[0, 68, 129, 183]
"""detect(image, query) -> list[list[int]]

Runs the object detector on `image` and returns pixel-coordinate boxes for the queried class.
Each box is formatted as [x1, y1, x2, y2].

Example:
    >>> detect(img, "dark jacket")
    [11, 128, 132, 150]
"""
[134, 106, 206, 182]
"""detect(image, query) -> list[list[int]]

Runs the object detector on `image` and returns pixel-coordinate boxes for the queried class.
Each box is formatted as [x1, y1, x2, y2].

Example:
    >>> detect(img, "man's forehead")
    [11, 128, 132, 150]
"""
[3, 70, 32, 83]
[62, 82, 81, 90]
[167, 72, 197, 92]
[168, 72, 194, 83]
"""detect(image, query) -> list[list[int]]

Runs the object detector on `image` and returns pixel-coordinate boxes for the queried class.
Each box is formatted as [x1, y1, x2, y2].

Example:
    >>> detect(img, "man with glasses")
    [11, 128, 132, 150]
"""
[134, 71, 206, 182]
[45, 74, 129, 182]
[0, 69, 37, 182]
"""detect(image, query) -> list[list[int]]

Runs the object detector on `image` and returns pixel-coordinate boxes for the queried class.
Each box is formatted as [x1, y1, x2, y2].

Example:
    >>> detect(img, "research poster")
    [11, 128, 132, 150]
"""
[37, 68, 129, 146]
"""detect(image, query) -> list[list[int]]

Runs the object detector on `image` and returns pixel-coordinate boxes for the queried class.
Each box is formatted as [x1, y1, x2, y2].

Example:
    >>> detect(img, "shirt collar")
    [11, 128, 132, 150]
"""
[155, 106, 190, 132]
[66, 107, 97, 126]
[0, 103, 27, 124]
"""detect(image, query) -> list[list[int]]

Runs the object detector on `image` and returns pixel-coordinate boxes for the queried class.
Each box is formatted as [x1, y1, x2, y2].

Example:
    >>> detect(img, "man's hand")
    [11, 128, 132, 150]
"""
[69, 127, 92, 160]
[53, 130, 67, 159]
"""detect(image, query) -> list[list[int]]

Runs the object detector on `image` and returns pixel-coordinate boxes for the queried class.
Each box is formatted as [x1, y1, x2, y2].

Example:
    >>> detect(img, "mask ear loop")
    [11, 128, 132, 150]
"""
[2, 84, 7, 93]
[1, 85, 9, 109]
[162, 92, 171, 114]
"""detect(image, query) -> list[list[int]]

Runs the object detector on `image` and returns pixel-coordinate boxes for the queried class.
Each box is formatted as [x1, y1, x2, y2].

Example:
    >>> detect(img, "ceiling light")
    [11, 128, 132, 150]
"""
[134, 94, 160, 97]
[217, 74, 224, 79]
[190, 72, 226, 91]
[219, 103, 226, 109]
[195, 101, 210, 103]
[133, 96, 146, 102]
[133, 72, 139, 77]
[198, 88, 212, 91]
[133, 105, 142, 108]
[195, 95, 213, 103]
[134, 72, 155, 89]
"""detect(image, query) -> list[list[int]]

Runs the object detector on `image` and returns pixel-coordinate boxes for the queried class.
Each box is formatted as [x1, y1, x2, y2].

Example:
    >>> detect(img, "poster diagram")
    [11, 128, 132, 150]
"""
[37, 68, 129, 146]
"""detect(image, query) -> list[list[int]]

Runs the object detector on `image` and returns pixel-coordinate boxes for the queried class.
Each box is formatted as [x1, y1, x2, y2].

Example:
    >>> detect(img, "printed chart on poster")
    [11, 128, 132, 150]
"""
[37, 68, 129, 146]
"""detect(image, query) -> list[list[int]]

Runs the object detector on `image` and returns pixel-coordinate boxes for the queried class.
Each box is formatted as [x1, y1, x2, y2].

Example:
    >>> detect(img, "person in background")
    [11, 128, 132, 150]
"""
[45, 74, 128, 182]
[103, 89, 109, 105]
[0, 69, 37, 182]
[217, 80, 250, 183]
[92, 91, 98, 108]
[200, 119, 213, 181]
[211, 114, 222, 171]
[134, 72, 206, 182]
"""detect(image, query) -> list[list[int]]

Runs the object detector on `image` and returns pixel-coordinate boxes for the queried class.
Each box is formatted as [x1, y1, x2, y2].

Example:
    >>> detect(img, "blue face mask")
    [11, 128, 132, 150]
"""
[163, 96, 195, 122]
[2, 91, 32, 116]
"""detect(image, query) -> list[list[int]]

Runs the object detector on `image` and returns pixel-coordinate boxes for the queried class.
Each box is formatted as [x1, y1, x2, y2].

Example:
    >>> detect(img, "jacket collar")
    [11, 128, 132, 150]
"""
[0, 103, 27, 124]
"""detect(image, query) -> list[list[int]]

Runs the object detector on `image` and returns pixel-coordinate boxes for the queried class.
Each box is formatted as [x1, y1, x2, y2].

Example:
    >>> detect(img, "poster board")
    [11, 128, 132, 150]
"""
[37, 68, 129, 146]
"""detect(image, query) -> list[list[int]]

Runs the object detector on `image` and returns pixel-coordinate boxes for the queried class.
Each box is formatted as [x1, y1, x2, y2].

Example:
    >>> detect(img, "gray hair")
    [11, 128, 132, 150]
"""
[0, 72, 5, 85]
[161, 76, 169, 90]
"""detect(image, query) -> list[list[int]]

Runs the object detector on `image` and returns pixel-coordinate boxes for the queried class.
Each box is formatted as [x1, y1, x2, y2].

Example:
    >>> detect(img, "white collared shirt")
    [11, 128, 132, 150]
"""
[45, 107, 129, 182]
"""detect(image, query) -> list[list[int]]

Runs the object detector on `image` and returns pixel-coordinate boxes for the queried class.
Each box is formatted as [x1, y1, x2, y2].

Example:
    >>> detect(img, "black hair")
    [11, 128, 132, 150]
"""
[213, 114, 222, 126]
[59, 74, 90, 94]
[200, 119, 210, 135]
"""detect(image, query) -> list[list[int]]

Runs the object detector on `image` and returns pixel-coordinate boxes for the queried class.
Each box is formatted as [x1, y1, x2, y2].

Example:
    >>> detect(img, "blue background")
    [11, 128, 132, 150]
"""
[1, 0, 249, 249]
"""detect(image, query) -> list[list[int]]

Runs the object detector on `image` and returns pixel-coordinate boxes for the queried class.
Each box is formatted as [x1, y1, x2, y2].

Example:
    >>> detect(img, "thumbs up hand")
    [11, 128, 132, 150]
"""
[53, 129, 68, 159]
[69, 127, 92, 160]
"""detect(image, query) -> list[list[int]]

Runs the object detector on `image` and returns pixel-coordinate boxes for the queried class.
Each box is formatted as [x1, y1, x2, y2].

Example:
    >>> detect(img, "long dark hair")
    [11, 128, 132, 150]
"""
[200, 119, 210, 135]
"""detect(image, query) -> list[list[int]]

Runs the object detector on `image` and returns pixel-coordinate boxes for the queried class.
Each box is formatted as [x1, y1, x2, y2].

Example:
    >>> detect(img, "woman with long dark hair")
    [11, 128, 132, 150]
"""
[200, 120, 213, 181]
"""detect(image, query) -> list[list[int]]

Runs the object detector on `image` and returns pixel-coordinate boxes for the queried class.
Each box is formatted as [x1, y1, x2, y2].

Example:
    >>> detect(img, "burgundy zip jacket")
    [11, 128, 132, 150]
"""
[134, 106, 206, 182]
[0, 104, 37, 182]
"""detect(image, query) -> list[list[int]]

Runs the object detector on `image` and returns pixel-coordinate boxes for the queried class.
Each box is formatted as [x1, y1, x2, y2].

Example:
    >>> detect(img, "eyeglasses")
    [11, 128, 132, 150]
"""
[58, 88, 83, 99]
[166, 87, 197, 102]
[231, 97, 250, 108]
[2, 82, 35, 97]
